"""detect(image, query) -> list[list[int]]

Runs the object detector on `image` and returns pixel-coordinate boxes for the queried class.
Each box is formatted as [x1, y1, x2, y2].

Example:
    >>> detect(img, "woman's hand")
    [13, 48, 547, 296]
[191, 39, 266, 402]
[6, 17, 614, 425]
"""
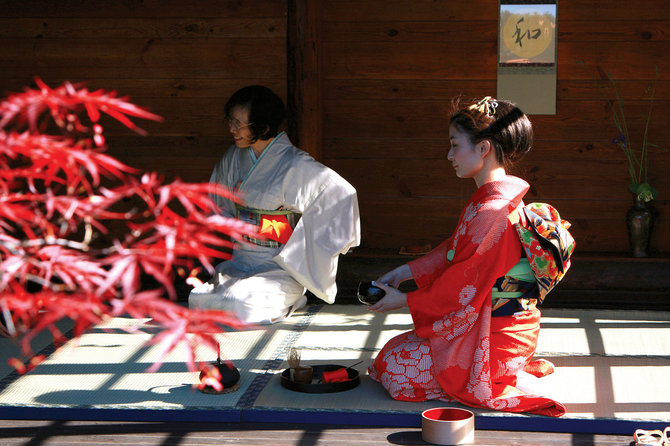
[377, 264, 412, 288]
[368, 283, 407, 313]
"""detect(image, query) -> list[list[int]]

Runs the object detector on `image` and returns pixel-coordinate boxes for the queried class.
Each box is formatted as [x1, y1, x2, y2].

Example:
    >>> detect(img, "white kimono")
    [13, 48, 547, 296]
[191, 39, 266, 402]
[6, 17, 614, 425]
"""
[188, 132, 360, 324]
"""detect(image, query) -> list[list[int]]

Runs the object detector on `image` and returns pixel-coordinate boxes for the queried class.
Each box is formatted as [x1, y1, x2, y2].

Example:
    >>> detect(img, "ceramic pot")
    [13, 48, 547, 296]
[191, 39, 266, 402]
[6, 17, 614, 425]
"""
[198, 360, 240, 394]
[293, 365, 314, 384]
[626, 195, 654, 258]
[422, 407, 474, 445]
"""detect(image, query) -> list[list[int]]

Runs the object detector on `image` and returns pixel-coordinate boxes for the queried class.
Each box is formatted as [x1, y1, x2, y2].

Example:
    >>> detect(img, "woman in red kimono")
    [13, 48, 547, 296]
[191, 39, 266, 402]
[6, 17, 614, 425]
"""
[368, 97, 566, 417]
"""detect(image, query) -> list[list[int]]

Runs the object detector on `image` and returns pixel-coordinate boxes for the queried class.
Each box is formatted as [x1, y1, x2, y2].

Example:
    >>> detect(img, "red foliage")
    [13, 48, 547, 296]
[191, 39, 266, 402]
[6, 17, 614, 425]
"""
[0, 78, 256, 373]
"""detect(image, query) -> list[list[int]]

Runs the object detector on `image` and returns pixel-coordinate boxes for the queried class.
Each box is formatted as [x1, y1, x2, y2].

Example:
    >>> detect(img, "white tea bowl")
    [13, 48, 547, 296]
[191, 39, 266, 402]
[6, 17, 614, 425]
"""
[421, 407, 475, 445]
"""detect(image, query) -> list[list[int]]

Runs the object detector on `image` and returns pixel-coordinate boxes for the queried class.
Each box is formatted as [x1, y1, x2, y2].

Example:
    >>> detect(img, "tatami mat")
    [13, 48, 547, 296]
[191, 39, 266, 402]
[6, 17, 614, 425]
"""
[0, 318, 74, 380]
[0, 310, 307, 412]
[0, 304, 668, 434]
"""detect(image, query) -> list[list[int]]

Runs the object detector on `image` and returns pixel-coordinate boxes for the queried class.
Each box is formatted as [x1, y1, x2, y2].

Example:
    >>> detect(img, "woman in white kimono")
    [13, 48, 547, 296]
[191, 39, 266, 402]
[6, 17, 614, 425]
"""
[188, 86, 360, 324]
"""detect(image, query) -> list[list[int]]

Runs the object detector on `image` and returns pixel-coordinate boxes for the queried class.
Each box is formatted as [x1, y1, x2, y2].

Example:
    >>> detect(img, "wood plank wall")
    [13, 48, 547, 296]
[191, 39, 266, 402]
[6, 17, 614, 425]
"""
[0, 0, 287, 184]
[315, 0, 670, 254]
[1, 1, 669, 255]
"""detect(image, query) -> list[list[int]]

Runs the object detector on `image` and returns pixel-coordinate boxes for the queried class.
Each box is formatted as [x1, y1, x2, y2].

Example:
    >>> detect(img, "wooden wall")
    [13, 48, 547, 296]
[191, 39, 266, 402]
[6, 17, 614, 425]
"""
[310, 0, 670, 254]
[1, 1, 669, 255]
[0, 0, 287, 183]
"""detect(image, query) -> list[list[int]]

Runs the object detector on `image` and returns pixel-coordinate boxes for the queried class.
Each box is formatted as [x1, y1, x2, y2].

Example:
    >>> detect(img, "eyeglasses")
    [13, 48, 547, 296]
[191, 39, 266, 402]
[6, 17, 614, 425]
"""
[225, 116, 252, 131]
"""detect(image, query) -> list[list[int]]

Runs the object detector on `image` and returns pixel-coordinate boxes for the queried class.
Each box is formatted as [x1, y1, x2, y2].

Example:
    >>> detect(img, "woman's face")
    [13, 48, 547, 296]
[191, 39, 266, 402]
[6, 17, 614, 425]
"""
[226, 106, 254, 148]
[447, 123, 485, 179]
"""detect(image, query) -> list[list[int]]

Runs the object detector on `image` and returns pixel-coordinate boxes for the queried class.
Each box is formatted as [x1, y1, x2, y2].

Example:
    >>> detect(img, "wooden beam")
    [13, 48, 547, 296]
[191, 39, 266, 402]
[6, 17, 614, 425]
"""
[287, 0, 322, 159]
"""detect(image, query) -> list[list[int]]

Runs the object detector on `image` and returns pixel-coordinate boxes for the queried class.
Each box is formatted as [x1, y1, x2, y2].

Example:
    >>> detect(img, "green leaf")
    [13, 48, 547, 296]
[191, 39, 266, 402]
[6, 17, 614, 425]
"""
[629, 182, 658, 202]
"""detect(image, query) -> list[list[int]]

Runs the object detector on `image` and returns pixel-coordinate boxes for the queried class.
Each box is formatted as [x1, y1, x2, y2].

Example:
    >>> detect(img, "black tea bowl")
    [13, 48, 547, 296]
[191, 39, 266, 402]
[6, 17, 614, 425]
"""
[357, 281, 386, 305]
[199, 360, 241, 394]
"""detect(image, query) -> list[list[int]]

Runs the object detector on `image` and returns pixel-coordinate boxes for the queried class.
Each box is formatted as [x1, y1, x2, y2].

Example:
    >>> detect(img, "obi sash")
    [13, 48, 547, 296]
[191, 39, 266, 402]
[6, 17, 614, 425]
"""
[235, 204, 301, 248]
[491, 258, 539, 316]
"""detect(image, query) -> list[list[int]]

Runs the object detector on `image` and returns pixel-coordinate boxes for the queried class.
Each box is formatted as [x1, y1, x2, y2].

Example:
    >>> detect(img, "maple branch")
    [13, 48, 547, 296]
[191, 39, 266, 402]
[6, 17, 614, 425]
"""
[0, 79, 258, 374]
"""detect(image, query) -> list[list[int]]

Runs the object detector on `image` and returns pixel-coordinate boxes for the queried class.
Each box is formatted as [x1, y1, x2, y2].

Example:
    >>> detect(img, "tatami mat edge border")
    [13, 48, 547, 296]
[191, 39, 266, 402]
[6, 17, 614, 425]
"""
[1, 405, 666, 436]
[235, 304, 322, 408]
[0, 405, 241, 423]
[240, 407, 669, 435]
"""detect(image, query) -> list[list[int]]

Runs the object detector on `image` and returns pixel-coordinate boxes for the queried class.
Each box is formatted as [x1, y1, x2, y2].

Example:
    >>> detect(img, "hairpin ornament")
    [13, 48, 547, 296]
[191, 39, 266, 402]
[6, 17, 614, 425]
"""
[469, 96, 498, 117]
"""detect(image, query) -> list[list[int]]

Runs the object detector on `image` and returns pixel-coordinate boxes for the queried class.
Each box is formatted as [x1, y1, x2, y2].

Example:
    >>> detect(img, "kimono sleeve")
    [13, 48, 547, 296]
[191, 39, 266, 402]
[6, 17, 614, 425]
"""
[407, 203, 522, 340]
[208, 148, 238, 219]
[408, 238, 453, 288]
[273, 163, 361, 303]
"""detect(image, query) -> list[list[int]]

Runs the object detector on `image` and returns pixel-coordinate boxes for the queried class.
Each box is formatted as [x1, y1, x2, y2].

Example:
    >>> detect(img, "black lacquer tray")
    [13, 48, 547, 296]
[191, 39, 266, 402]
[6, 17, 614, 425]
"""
[280, 364, 360, 393]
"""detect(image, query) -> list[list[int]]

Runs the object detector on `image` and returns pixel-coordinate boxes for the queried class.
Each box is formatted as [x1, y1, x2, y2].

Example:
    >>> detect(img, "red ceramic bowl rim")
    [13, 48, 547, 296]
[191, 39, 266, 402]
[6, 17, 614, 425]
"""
[422, 407, 474, 422]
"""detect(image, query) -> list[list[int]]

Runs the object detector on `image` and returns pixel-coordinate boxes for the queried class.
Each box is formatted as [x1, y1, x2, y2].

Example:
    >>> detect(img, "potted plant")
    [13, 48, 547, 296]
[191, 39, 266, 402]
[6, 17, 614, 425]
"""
[598, 65, 664, 257]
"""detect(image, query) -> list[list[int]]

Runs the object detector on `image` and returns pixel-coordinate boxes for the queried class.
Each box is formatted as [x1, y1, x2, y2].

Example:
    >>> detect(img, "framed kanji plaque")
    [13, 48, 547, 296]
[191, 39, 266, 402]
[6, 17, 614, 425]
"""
[499, 2, 557, 66]
[497, 0, 558, 114]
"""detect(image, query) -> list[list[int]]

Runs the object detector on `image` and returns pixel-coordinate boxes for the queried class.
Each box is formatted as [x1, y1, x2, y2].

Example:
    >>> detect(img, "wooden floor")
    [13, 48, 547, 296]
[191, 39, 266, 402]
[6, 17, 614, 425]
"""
[0, 420, 637, 445]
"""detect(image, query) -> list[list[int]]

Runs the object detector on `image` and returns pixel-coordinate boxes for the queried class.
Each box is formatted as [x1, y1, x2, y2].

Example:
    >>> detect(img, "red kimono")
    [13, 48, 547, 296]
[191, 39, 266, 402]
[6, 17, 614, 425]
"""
[369, 176, 565, 417]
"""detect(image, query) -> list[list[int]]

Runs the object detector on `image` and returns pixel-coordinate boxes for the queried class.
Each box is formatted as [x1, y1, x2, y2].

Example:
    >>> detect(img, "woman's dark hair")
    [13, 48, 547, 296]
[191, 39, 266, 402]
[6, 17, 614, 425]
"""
[449, 97, 533, 169]
[224, 85, 286, 143]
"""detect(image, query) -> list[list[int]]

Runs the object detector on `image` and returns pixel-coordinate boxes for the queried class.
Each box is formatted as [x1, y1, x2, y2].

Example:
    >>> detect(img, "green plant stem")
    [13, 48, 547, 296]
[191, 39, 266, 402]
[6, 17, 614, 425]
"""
[641, 67, 659, 184]
[608, 74, 640, 185]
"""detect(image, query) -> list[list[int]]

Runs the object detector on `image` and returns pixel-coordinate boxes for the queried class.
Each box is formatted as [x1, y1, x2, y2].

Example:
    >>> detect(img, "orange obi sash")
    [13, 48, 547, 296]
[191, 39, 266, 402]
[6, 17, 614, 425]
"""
[235, 204, 301, 248]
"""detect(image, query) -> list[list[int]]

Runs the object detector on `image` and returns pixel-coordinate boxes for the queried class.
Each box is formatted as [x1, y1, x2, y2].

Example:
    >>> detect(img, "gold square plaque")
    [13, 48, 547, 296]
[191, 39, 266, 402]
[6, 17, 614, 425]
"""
[497, 1, 557, 115]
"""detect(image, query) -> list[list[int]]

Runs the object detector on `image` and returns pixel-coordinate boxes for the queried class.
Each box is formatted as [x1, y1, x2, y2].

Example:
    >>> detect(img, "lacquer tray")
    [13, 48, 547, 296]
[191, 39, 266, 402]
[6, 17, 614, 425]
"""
[280, 364, 360, 393]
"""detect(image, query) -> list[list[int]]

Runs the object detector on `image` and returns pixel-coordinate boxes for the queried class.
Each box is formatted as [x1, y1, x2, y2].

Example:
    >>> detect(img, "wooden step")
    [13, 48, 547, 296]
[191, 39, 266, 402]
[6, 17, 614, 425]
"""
[334, 250, 670, 310]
